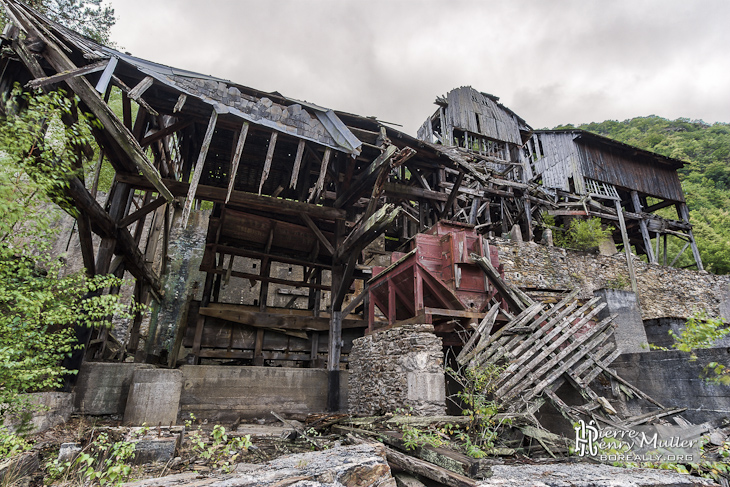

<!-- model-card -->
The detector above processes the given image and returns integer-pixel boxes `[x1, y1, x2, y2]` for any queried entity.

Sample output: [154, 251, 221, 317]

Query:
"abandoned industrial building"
[1, 1, 729, 480]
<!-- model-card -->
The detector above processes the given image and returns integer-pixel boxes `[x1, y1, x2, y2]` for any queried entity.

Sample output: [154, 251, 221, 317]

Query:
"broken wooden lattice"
[460, 254, 685, 430]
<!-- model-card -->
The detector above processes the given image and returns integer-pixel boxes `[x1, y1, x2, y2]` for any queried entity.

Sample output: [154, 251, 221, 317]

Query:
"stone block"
[124, 369, 182, 426]
[58, 443, 81, 463]
[74, 362, 153, 415]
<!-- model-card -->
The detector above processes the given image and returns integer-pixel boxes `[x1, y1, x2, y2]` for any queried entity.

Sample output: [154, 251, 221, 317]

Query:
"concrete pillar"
[124, 369, 182, 426]
[594, 288, 649, 354]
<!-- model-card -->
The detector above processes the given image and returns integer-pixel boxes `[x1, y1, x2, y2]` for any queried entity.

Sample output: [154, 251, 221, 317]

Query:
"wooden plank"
[300, 212, 335, 256]
[116, 173, 346, 220]
[423, 307, 486, 320]
[226, 122, 249, 203]
[212, 244, 332, 270]
[118, 196, 166, 227]
[385, 446, 477, 487]
[456, 303, 500, 365]
[471, 254, 532, 312]
[289, 139, 306, 189]
[181, 109, 218, 226]
[384, 182, 449, 202]
[173, 93, 187, 113]
[127, 75, 154, 100]
[258, 131, 278, 195]
[110, 75, 158, 117]
[94, 56, 117, 93]
[202, 265, 331, 290]
[26, 58, 108, 88]
[308, 147, 331, 203]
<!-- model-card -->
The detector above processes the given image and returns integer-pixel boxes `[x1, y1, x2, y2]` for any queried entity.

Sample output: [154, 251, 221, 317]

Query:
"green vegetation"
[0, 87, 137, 424]
[542, 214, 614, 251]
[46, 432, 136, 486]
[1, 0, 115, 44]
[556, 116, 730, 274]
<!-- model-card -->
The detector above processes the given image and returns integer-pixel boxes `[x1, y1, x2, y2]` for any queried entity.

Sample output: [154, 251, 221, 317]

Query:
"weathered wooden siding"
[445, 87, 523, 146]
[576, 143, 684, 202]
[528, 132, 585, 193]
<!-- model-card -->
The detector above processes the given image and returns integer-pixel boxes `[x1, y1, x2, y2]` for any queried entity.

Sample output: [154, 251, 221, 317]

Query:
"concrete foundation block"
[594, 288, 648, 353]
[6, 392, 74, 433]
[75, 362, 154, 415]
[124, 369, 182, 426]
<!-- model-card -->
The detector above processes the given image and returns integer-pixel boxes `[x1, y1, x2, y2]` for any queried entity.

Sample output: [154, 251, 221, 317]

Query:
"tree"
[2, 0, 115, 44]
[0, 86, 135, 420]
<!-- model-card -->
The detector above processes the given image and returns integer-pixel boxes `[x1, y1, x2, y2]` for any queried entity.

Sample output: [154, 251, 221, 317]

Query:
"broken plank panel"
[181, 109, 218, 226]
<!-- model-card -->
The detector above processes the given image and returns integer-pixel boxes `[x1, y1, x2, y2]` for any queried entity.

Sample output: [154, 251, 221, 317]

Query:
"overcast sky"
[110, 0, 730, 135]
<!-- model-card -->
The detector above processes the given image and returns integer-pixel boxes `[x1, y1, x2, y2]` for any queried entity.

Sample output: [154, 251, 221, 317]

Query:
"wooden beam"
[334, 144, 397, 208]
[226, 122, 249, 203]
[202, 265, 331, 290]
[308, 147, 331, 203]
[289, 139, 306, 189]
[181, 109, 218, 226]
[118, 196, 166, 227]
[615, 200, 638, 293]
[300, 212, 335, 256]
[173, 93, 187, 113]
[116, 173, 346, 220]
[258, 131, 278, 195]
[440, 171, 465, 219]
[25, 58, 108, 89]
[94, 55, 117, 94]
[66, 177, 160, 293]
[677, 203, 704, 271]
[127, 76, 154, 100]
[631, 191, 656, 263]
[139, 118, 192, 148]
[4, 5, 173, 202]
[335, 204, 400, 261]
[198, 304, 366, 331]
[212, 244, 332, 269]
[385, 447, 477, 487]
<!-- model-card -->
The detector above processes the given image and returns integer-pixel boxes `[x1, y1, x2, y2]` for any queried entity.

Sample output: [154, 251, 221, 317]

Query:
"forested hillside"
[555, 116, 730, 274]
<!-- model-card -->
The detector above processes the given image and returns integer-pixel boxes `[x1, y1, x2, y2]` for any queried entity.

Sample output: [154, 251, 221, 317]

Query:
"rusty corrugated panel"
[576, 143, 685, 202]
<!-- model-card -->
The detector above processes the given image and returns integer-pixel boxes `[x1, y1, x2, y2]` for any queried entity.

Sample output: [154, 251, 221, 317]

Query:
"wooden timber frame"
[0, 4, 705, 410]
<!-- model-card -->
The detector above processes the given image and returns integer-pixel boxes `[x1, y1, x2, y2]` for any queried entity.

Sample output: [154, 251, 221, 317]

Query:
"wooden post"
[631, 191, 655, 263]
[258, 131, 278, 195]
[614, 200, 638, 293]
[226, 122, 249, 203]
[192, 272, 215, 364]
[181, 109, 217, 226]
[677, 203, 704, 271]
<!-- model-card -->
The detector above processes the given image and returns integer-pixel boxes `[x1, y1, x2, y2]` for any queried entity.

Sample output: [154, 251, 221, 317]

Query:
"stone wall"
[492, 239, 730, 321]
[348, 324, 445, 416]
[601, 348, 730, 425]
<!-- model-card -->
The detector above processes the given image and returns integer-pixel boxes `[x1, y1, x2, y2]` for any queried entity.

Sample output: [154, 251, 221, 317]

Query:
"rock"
[476, 463, 717, 486]
[58, 442, 81, 463]
[394, 472, 427, 487]
[121, 443, 395, 487]
[0, 452, 39, 483]
[709, 429, 727, 446]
